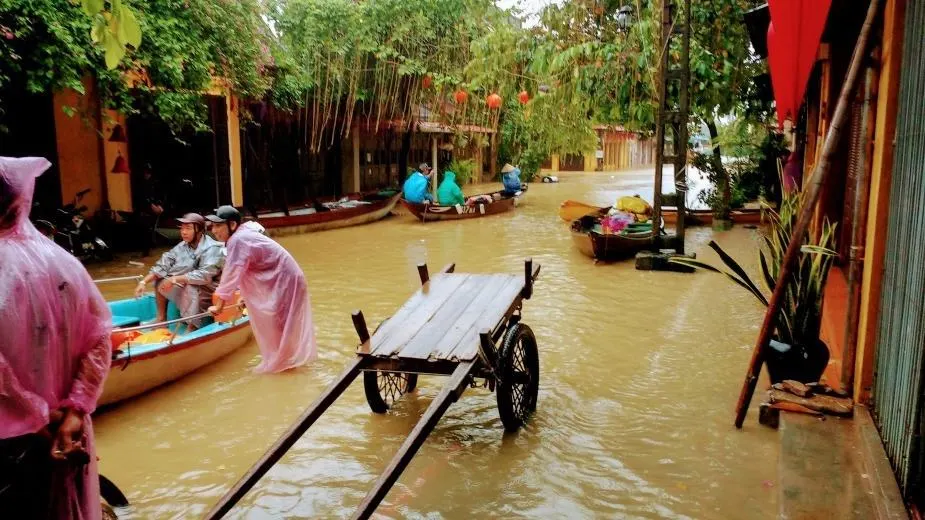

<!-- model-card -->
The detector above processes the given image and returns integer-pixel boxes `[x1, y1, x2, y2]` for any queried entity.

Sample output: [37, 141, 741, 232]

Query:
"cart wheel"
[496, 323, 539, 432]
[364, 371, 418, 413]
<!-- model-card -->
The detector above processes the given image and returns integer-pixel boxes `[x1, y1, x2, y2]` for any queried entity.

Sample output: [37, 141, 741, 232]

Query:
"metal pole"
[734, 0, 882, 428]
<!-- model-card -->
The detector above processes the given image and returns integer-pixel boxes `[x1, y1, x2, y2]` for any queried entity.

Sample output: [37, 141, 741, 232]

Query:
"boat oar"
[94, 275, 144, 285]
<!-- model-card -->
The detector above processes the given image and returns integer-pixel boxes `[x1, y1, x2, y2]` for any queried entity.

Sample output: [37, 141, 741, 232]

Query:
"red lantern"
[111, 152, 130, 174]
[486, 93, 502, 109]
[518, 90, 529, 105]
[454, 90, 468, 104]
[422, 75, 432, 89]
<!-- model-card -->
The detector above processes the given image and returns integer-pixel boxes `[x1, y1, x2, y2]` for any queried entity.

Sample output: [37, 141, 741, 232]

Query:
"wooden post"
[352, 129, 361, 194]
[734, 0, 882, 429]
[352, 310, 370, 344]
[352, 361, 476, 519]
[431, 136, 438, 200]
[417, 263, 429, 285]
[522, 258, 533, 299]
[205, 358, 365, 519]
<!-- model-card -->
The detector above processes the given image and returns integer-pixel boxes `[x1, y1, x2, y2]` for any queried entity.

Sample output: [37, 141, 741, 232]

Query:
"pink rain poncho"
[215, 225, 317, 372]
[0, 157, 112, 519]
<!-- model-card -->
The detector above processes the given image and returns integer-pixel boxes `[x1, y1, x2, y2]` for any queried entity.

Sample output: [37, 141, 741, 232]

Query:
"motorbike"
[32, 188, 113, 263]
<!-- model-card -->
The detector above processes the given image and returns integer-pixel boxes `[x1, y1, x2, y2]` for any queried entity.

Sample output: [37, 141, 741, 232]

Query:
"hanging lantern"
[422, 75, 433, 89]
[108, 124, 126, 142]
[454, 90, 468, 104]
[111, 152, 130, 174]
[518, 91, 530, 105]
[486, 93, 502, 109]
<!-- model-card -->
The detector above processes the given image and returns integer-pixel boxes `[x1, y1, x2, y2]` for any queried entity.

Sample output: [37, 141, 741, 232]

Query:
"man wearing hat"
[207, 206, 317, 373]
[402, 163, 435, 204]
[134, 212, 225, 330]
[500, 163, 523, 196]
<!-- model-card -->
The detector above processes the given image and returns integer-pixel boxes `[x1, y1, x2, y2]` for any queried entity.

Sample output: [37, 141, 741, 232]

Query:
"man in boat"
[436, 170, 466, 206]
[134, 212, 224, 330]
[0, 156, 112, 519]
[402, 163, 435, 203]
[500, 163, 523, 196]
[206, 206, 317, 373]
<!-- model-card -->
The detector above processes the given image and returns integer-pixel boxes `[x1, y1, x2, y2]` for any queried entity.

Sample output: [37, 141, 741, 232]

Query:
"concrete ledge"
[779, 406, 907, 519]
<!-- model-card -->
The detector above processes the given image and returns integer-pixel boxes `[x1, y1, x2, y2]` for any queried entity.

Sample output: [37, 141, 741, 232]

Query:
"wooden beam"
[352, 361, 476, 519]
[522, 258, 534, 300]
[734, 0, 882, 428]
[417, 263, 430, 285]
[352, 310, 370, 343]
[205, 358, 365, 519]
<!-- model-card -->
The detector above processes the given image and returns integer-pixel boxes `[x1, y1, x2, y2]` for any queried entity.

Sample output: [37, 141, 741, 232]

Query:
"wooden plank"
[205, 357, 365, 519]
[445, 275, 525, 361]
[369, 274, 470, 357]
[396, 275, 497, 360]
[420, 275, 515, 361]
[352, 361, 476, 520]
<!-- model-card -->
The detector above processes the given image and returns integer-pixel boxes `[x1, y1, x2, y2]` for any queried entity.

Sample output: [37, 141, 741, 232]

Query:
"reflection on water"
[92, 168, 778, 519]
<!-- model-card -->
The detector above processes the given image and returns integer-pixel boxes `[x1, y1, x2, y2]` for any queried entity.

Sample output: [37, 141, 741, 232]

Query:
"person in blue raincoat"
[436, 171, 466, 206]
[500, 163, 522, 196]
[402, 163, 435, 203]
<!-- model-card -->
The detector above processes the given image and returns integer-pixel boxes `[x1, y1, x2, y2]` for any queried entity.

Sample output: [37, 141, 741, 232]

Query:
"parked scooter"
[33, 189, 112, 262]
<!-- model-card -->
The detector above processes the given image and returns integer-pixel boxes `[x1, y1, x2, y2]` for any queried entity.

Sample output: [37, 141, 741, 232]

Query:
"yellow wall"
[53, 79, 105, 215]
[101, 109, 133, 212]
[855, 0, 906, 403]
[227, 95, 243, 206]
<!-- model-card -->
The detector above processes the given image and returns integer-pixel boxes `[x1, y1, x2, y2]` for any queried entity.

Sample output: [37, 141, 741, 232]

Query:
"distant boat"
[400, 186, 527, 222]
[569, 208, 660, 261]
[99, 294, 252, 407]
[558, 199, 764, 225]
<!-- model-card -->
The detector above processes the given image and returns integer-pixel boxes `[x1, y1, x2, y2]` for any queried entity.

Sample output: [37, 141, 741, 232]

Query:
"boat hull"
[99, 320, 252, 407]
[401, 187, 526, 222]
[259, 193, 401, 237]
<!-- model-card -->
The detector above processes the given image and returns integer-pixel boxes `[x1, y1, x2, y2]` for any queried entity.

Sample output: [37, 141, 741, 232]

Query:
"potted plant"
[671, 184, 837, 384]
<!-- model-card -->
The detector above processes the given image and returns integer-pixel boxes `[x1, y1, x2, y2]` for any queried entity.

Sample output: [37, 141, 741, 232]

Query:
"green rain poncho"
[437, 171, 465, 206]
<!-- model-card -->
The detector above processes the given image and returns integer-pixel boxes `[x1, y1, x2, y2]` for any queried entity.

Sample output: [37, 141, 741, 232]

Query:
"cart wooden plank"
[399, 274, 513, 360]
[367, 274, 470, 357]
[398, 274, 505, 359]
[444, 275, 527, 361]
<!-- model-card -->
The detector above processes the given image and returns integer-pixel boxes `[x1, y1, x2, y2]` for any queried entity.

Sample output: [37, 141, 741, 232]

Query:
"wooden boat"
[156, 191, 401, 239]
[558, 199, 764, 226]
[401, 186, 527, 222]
[570, 209, 661, 261]
[98, 294, 252, 407]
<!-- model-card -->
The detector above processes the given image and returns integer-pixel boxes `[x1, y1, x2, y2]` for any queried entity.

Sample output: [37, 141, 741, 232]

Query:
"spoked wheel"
[496, 323, 540, 432]
[364, 371, 418, 413]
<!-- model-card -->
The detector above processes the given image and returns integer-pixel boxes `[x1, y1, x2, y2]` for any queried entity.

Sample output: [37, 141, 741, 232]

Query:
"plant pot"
[766, 338, 830, 384]
[712, 218, 733, 231]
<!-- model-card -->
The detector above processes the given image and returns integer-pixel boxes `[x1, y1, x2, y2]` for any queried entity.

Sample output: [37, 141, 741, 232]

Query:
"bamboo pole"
[734, 0, 882, 429]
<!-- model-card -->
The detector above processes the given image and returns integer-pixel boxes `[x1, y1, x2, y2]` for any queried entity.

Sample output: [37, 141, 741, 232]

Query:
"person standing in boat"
[402, 163, 435, 203]
[134, 213, 224, 330]
[0, 156, 112, 519]
[500, 163, 523, 196]
[206, 206, 317, 373]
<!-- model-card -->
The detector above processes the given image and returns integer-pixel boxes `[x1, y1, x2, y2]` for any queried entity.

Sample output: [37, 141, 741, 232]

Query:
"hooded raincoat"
[437, 171, 465, 206]
[502, 167, 522, 195]
[0, 157, 112, 520]
[214, 226, 317, 372]
[402, 171, 434, 203]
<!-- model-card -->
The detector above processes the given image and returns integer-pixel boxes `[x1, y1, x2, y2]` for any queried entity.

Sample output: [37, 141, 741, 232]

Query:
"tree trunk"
[706, 118, 730, 219]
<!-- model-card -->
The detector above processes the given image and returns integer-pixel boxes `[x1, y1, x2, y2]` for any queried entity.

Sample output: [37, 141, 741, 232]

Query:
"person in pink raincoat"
[0, 157, 112, 519]
[206, 206, 317, 372]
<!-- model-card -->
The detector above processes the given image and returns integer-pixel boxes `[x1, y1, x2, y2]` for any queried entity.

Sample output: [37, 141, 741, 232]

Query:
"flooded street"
[91, 169, 779, 519]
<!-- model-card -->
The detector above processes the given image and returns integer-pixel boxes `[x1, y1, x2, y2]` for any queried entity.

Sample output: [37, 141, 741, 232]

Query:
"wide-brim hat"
[501, 163, 516, 173]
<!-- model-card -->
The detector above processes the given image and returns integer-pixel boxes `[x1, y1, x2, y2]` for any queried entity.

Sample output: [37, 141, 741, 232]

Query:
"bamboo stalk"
[734, 0, 882, 428]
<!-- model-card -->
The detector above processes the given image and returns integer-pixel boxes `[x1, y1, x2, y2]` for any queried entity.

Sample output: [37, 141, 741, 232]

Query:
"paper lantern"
[111, 152, 130, 174]
[108, 124, 126, 142]
[422, 75, 433, 89]
[518, 91, 530, 105]
[486, 93, 502, 109]
[454, 90, 468, 104]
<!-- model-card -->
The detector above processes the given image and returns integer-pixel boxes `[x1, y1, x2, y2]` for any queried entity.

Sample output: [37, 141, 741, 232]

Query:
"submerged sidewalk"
[779, 406, 908, 519]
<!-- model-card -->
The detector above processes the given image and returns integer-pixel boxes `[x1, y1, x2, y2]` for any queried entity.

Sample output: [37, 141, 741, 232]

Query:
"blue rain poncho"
[502, 167, 522, 195]
[437, 171, 465, 206]
[402, 171, 434, 203]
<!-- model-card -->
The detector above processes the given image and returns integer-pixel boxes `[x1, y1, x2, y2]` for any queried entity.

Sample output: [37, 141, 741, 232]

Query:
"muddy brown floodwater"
[90, 169, 779, 519]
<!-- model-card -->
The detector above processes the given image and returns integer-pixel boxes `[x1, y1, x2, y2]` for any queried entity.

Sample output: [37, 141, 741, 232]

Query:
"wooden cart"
[206, 259, 542, 520]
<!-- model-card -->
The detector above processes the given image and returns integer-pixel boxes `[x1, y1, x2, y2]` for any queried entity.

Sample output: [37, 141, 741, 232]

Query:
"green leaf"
[118, 7, 142, 48]
[90, 18, 107, 44]
[103, 34, 126, 70]
[82, 0, 104, 16]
